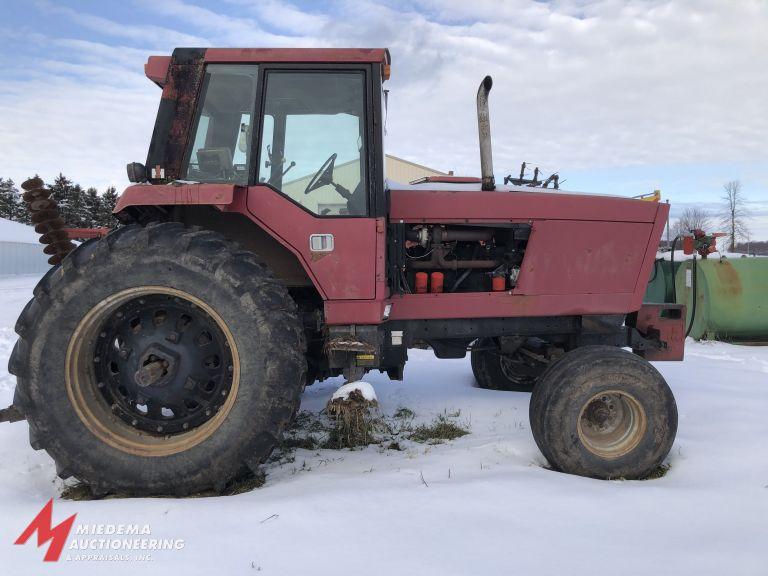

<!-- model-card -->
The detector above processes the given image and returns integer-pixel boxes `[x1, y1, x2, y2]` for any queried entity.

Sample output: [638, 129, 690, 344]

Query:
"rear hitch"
[0, 405, 25, 423]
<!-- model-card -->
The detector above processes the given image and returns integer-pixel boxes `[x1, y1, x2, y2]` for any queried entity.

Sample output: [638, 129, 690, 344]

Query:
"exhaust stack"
[476, 75, 495, 191]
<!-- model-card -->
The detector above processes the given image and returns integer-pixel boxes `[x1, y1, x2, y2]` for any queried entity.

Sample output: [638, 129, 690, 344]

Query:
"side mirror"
[127, 162, 147, 183]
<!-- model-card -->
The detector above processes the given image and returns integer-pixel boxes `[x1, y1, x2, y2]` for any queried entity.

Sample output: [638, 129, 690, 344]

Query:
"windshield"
[183, 64, 259, 184]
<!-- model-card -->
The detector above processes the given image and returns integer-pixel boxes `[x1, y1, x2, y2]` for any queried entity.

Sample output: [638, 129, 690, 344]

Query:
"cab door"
[245, 66, 385, 300]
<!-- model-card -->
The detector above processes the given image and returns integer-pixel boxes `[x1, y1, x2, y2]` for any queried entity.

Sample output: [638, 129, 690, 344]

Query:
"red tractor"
[4, 48, 683, 495]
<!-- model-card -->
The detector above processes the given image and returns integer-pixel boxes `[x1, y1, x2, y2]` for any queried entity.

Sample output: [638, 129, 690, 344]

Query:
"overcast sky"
[1, 0, 766, 238]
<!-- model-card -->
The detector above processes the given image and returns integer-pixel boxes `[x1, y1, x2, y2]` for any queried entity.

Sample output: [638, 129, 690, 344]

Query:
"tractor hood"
[387, 183, 662, 223]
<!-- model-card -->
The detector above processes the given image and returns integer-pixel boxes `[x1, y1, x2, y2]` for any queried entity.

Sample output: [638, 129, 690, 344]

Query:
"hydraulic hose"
[649, 258, 661, 284]
[685, 255, 698, 338]
[669, 233, 697, 338]
[670, 235, 680, 304]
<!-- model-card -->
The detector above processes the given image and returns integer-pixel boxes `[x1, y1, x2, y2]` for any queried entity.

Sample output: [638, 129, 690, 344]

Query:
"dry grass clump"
[409, 414, 470, 444]
[639, 463, 671, 480]
[325, 389, 380, 449]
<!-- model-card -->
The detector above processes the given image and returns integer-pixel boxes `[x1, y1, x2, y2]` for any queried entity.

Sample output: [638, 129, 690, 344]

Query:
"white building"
[282, 154, 448, 214]
[0, 218, 50, 276]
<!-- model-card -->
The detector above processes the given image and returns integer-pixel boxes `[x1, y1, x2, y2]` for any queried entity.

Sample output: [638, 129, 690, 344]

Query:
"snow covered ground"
[0, 273, 767, 575]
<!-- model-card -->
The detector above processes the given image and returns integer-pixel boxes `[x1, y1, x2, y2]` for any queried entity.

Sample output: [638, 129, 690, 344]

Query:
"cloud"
[331, 0, 768, 176]
[35, 0, 211, 47]
[223, 0, 330, 35]
[0, 0, 765, 234]
[0, 73, 157, 192]
[131, 0, 313, 46]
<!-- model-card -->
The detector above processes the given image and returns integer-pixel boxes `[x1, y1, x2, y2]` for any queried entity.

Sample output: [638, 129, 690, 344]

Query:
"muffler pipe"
[476, 75, 495, 191]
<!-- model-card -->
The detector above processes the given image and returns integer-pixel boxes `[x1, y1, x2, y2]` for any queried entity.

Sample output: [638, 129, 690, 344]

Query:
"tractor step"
[0, 405, 25, 423]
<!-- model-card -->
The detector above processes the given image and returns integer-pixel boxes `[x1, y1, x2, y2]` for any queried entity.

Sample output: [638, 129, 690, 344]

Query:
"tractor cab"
[137, 48, 389, 218]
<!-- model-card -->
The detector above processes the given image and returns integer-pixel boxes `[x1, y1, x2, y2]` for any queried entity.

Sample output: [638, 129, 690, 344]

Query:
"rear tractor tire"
[529, 346, 677, 480]
[9, 223, 307, 496]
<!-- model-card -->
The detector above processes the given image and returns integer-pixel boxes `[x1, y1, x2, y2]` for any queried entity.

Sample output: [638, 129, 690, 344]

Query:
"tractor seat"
[196, 148, 234, 179]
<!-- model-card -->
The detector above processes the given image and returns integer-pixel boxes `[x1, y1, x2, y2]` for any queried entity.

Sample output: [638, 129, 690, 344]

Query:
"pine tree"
[14, 191, 30, 224]
[0, 177, 30, 223]
[69, 184, 89, 228]
[48, 173, 74, 225]
[0, 177, 20, 220]
[98, 186, 119, 227]
[46, 174, 93, 227]
[9, 174, 119, 229]
[84, 187, 102, 227]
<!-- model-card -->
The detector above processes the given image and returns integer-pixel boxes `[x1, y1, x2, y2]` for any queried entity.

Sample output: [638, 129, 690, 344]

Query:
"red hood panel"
[388, 188, 659, 223]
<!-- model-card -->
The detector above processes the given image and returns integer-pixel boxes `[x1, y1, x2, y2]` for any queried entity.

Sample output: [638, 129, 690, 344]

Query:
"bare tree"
[671, 206, 712, 238]
[720, 180, 750, 252]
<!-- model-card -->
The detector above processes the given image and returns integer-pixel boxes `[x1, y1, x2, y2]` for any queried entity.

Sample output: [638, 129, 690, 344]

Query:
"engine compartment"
[389, 223, 531, 294]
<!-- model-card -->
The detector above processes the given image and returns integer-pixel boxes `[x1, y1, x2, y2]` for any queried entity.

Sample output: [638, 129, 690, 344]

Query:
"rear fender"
[114, 183, 318, 291]
[114, 184, 384, 304]
[114, 183, 235, 213]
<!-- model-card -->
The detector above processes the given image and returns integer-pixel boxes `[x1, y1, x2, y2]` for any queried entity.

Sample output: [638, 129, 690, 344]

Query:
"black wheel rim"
[93, 294, 234, 436]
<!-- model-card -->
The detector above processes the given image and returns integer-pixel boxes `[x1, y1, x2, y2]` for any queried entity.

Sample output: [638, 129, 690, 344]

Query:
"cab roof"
[145, 48, 391, 87]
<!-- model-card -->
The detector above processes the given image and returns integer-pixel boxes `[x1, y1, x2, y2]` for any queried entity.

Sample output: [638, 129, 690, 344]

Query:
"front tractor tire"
[529, 346, 677, 480]
[9, 223, 306, 496]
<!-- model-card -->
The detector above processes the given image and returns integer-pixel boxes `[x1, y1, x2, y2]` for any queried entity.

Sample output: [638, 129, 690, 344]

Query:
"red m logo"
[15, 499, 77, 562]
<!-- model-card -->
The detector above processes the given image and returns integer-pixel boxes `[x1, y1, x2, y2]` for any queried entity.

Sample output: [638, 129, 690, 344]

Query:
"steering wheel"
[304, 153, 338, 195]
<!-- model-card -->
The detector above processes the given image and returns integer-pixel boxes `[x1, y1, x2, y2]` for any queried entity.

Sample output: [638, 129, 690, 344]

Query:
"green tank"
[644, 259, 681, 304]
[674, 257, 768, 341]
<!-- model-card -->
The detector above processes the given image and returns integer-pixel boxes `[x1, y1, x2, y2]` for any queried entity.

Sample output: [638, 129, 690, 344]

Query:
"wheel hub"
[134, 345, 178, 388]
[577, 390, 647, 459]
[93, 293, 234, 435]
